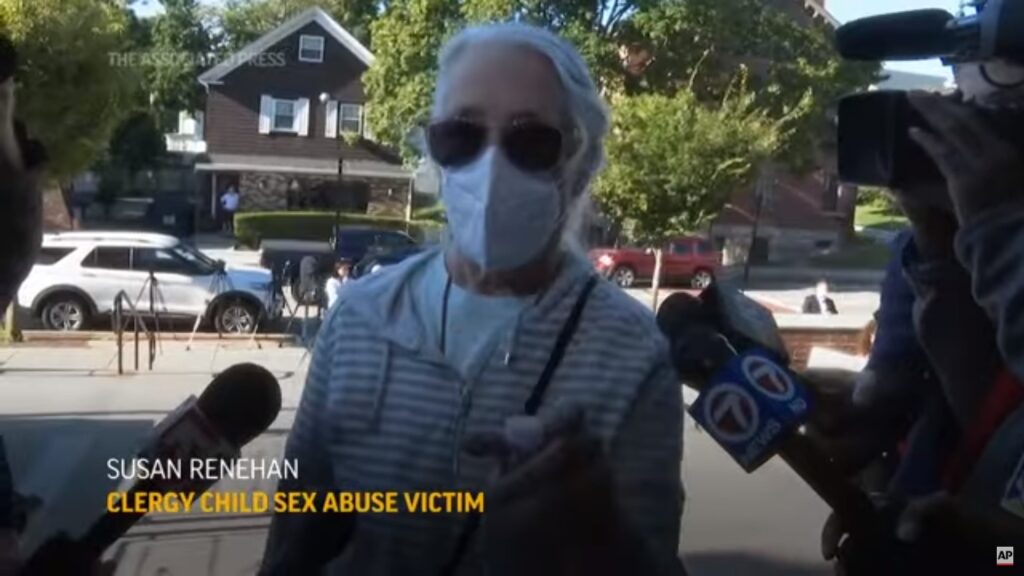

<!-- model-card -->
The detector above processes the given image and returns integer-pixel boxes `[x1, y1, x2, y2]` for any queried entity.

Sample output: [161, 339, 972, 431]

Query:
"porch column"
[210, 172, 218, 220]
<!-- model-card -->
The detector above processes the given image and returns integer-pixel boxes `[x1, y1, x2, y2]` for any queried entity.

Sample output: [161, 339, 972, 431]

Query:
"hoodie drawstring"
[372, 342, 391, 428]
[504, 311, 523, 366]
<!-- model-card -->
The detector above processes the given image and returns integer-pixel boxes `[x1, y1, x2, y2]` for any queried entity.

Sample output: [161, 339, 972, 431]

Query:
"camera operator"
[816, 55, 1024, 571]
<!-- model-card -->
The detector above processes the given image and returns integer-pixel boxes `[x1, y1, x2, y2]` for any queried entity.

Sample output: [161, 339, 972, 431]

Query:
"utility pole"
[743, 164, 774, 288]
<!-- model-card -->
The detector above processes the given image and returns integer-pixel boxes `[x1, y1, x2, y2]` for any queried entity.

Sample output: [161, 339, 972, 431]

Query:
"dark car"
[103, 196, 196, 238]
[259, 227, 422, 293]
[333, 228, 418, 263]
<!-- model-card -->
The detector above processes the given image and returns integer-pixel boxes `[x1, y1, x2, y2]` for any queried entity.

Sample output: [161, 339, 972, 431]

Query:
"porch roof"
[194, 154, 411, 180]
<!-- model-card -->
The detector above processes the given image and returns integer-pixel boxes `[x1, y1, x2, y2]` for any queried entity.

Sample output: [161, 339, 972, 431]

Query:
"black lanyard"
[438, 274, 599, 575]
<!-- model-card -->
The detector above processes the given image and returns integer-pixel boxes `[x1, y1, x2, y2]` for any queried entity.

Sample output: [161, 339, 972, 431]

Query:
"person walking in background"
[803, 279, 839, 315]
[324, 259, 352, 310]
[219, 184, 239, 233]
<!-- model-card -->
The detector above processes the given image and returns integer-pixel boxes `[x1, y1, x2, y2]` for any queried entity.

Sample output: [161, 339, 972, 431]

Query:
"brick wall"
[780, 327, 864, 370]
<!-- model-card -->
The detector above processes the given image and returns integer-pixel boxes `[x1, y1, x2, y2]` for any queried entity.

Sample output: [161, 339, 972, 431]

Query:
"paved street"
[0, 338, 838, 575]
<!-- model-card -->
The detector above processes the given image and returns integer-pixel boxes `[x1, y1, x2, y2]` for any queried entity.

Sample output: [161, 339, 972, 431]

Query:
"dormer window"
[299, 35, 325, 63]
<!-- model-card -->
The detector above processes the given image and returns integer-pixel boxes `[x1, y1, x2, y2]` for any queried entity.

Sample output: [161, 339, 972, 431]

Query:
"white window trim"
[338, 103, 364, 136]
[298, 35, 325, 63]
[271, 98, 299, 133]
[325, 100, 339, 138]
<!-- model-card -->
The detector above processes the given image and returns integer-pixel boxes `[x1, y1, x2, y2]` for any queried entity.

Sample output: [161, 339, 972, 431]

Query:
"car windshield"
[171, 243, 218, 274]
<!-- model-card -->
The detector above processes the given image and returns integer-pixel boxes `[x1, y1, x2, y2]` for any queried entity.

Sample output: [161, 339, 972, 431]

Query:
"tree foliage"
[147, 0, 211, 123]
[108, 110, 166, 176]
[364, 0, 876, 169]
[363, 0, 460, 159]
[218, 0, 380, 51]
[627, 0, 877, 170]
[594, 81, 787, 246]
[0, 0, 136, 180]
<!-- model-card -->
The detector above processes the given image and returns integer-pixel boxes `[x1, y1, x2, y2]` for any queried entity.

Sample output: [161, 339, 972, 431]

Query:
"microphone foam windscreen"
[656, 292, 713, 343]
[198, 363, 282, 448]
[836, 9, 956, 61]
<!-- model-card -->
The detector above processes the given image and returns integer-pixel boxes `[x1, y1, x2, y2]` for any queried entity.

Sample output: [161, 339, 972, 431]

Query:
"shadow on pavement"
[685, 551, 832, 576]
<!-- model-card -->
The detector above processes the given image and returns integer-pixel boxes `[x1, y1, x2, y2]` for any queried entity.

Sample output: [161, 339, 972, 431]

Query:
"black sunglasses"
[426, 118, 564, 173]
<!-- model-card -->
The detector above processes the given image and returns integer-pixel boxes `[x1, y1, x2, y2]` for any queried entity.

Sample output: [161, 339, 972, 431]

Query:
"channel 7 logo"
[998, 546, 1014, 566]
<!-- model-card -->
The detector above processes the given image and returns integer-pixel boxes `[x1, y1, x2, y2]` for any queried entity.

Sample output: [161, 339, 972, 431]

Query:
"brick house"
[168, 7, 411, 228]
[707, 0, 853, 265]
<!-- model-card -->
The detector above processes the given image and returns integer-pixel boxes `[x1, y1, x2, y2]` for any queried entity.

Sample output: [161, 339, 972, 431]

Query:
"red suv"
[589, 236, 721, 289]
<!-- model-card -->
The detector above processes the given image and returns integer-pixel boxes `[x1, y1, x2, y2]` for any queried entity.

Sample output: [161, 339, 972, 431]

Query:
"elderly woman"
[261, 23, 685, 575]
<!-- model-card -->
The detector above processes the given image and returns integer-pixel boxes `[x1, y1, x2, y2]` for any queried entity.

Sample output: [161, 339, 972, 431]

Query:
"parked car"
[333, 228, 418, 262]
[258, 227, 421, 288]
[352, 244, 426, 278]
[589, 236, 721, 289]
[18, 232, 280, 333]
[101, 196, 196, 238]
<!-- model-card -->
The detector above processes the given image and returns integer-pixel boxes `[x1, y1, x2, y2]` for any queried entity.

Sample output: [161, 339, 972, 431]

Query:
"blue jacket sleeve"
[955, 204, 1024, 385]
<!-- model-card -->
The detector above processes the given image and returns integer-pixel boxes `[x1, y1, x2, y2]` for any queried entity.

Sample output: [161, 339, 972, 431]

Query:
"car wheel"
[691, 268, 714, 290]
[610, 266, 636, 288]
[215, 299, 259, 334]
[41, 295, 90, 331]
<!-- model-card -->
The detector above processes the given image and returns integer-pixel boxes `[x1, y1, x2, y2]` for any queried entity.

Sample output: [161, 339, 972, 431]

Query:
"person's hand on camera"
[908, 92, 1024, 226]
[464, 406, 632, 576]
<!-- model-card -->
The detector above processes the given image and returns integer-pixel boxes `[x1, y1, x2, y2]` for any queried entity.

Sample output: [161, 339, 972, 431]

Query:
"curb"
[19, 331, 299, 343]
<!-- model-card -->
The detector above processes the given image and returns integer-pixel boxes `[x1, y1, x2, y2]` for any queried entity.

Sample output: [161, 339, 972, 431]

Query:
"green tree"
[148, 0, 212, 126]
[627, 0, 878, 171]
[219, 0, 380, 51]
[0, 0, 136, 181]
[594, 82, 787, 307]
[363, 0, 461, 159]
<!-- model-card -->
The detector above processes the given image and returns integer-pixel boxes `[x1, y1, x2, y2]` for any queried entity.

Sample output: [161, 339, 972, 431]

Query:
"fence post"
[115, 296, 123, 375]
[134, 311, 140, 372]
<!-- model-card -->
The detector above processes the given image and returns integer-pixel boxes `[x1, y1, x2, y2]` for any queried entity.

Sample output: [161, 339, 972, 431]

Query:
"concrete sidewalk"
[0, 340, 310, 572]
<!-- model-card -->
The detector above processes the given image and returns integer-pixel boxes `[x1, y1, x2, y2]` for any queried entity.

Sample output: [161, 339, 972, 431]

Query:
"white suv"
[17, 232, 280, 333]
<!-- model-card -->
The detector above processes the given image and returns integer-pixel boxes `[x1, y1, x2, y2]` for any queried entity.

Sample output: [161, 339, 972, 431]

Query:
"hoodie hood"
[341, 246, 597, 355]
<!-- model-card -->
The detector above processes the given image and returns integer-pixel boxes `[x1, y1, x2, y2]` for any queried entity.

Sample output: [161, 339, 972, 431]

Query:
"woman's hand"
[464, 407, 632, 576]
[908, 92, 1024, 225]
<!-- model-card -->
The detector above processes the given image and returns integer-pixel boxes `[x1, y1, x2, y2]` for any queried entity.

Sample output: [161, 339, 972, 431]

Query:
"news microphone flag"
[689, 349, 812, 472]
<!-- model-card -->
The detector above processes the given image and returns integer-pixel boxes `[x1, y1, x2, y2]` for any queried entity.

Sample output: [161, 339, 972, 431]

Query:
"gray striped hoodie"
[262, 249, 684, 575]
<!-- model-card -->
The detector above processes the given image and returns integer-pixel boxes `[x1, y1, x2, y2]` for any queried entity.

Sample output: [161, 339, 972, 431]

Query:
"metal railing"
[112, 290, 157, 375]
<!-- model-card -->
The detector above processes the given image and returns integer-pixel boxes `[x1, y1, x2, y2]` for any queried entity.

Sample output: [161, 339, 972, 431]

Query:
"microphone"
[657, 292, 880, 538]
[836, 3, 1024, 64]
[20, 363, 281, 574]
[835, 9, 956, 61]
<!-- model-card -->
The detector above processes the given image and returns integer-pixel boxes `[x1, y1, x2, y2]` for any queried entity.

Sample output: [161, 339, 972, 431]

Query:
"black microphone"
[835, 9, 957, 61]
[20, 363, 281, 574]
[657, 293, 880, 539]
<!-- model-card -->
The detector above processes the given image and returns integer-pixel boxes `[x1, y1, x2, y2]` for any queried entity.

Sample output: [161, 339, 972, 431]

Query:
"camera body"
[835, 0, 1024, 188]
[838, 90, 1024, 188]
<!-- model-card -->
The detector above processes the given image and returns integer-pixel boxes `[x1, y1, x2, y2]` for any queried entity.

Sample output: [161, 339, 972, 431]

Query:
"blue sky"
[132, 0, 959, 79]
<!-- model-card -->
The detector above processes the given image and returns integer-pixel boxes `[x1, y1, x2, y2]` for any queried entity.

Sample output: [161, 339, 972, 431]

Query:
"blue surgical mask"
[441, 147, 563, 271]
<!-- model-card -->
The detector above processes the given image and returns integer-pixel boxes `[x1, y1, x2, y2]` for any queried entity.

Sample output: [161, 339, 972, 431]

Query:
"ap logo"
[997, 546, 1014, 566]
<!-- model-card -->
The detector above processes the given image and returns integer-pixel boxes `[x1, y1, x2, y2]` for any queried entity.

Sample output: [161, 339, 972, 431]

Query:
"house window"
[339, 104, 363, 135]
[273, 99, 297, 133]
[299, 35, 325, 63]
